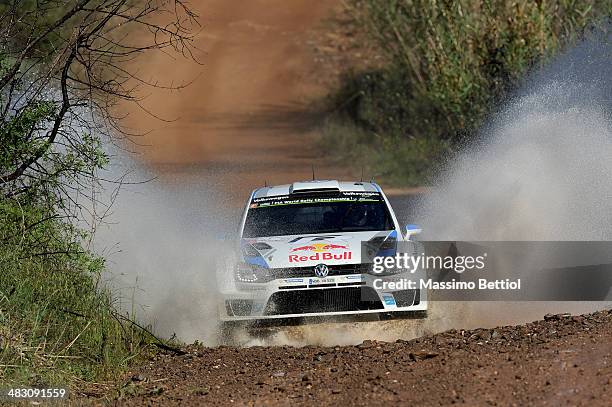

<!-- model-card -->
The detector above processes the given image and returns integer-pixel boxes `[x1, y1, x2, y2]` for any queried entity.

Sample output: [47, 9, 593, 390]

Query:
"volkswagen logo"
[313, 263, 329, 277]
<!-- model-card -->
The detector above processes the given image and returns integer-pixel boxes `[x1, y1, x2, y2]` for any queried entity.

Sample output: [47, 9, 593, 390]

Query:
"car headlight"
[366, 233, 401, 276]
[234, 262, 271, 283]
[365, 233, 397, 257]
[242, 244, 260, 257]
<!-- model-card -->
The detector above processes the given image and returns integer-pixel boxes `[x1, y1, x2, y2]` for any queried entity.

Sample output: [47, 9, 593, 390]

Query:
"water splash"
[421, 32, 612, 241]
[417, 30, 612, 327]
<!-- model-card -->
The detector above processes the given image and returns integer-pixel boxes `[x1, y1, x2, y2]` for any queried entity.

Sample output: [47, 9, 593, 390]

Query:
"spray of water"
[417, 30, 612, 327]
[421, 35, 611, 241]
[93, 156, 235, 345]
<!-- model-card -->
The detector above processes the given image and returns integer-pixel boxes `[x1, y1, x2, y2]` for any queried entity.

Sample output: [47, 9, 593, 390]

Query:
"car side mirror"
[405, 224, 422, 240]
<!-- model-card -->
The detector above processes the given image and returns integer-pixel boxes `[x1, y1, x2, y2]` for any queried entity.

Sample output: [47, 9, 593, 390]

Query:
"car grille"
[264, 287, 383, 315]
[269, 263, 371, 279]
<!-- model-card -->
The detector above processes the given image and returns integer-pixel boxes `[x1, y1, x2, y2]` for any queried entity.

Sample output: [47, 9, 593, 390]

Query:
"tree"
[0, 0, 198, 237]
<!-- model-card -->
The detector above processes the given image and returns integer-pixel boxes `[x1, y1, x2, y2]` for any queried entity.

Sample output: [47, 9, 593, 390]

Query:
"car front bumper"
[218, 272, 428, 321]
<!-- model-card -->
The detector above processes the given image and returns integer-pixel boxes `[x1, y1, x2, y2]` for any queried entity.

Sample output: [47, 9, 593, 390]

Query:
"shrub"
[0, 197, 152, 386]
[324, 0, 610, 185]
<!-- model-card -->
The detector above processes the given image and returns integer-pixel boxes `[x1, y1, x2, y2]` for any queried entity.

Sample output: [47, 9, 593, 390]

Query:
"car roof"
[252, 180, 380, 199]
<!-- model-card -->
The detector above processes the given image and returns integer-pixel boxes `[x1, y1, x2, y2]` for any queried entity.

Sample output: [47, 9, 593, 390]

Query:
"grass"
[0, 255, 150, 388]
[322, 0, 611, 186]
[0, 200, 155, 389]
[321, 118, 450, 186]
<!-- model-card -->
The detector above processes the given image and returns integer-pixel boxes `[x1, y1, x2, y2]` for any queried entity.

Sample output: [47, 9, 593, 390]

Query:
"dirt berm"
[99, 310, 612, 406]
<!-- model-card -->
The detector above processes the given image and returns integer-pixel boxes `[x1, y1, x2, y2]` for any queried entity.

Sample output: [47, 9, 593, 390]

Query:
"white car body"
[217, 180, 427, 321]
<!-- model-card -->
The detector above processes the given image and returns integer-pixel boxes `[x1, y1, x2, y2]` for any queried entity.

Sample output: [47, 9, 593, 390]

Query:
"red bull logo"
[291, 243, 349, 253]
[289, 242, 351, 263]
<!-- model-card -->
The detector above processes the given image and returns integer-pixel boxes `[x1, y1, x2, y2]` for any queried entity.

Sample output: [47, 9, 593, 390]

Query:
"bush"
[324, 0, 611, 185]
[0, 55, 147, 387]
[0, 0, 198, 389]
[0, 197, 152, 386]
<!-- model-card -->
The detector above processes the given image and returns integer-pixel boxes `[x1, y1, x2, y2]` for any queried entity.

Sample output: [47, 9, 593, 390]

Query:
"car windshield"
[242, 192, 394, 238]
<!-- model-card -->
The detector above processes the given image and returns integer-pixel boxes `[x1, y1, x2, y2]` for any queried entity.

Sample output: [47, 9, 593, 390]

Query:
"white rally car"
[217, 180, 427, 321]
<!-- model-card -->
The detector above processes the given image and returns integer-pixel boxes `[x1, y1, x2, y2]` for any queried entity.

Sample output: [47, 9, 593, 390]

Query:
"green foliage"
[0, 101, 57, 174]
[0, 129, 149, 386]
[0, 0, 198, 390]
[325, 0, 611, 185]
[0, 197, 153, 386]
[0, 45, 144, 387]
[358, 0, 610, 135]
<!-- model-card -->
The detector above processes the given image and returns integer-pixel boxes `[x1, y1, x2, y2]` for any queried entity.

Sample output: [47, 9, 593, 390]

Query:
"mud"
[97, 310, 612, 406]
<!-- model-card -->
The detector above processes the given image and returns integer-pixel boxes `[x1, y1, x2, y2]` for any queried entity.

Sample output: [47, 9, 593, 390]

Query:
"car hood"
[241, 230, 396, 269]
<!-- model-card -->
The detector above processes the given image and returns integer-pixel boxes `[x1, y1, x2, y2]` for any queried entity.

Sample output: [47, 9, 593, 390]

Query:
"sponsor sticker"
[308, 277, 336, 285]
[291, 243, 349, 253]
[289, 251, 353, 263]
[382, 294, 396, 306]
[251, 191, 382, 207]
[288, 239, 353, 263]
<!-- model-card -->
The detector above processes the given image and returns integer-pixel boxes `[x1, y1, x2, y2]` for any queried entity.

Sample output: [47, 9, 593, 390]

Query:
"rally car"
[216, 180, 427, 322]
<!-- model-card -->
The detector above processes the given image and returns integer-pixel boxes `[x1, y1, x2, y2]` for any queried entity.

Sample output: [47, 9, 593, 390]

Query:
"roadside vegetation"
[324, 0, 611, 185]
[0, 0, 197, 388]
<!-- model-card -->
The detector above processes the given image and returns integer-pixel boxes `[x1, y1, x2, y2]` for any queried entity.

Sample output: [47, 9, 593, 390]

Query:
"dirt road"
[107, 4, 612, 406]
[106, 310, 611, 406]
[123, 0, 351, 196]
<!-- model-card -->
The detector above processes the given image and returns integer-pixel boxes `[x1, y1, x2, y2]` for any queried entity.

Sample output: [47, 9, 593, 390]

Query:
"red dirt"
[96, 310, 612, 406]
[121, 0, 353, 196]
